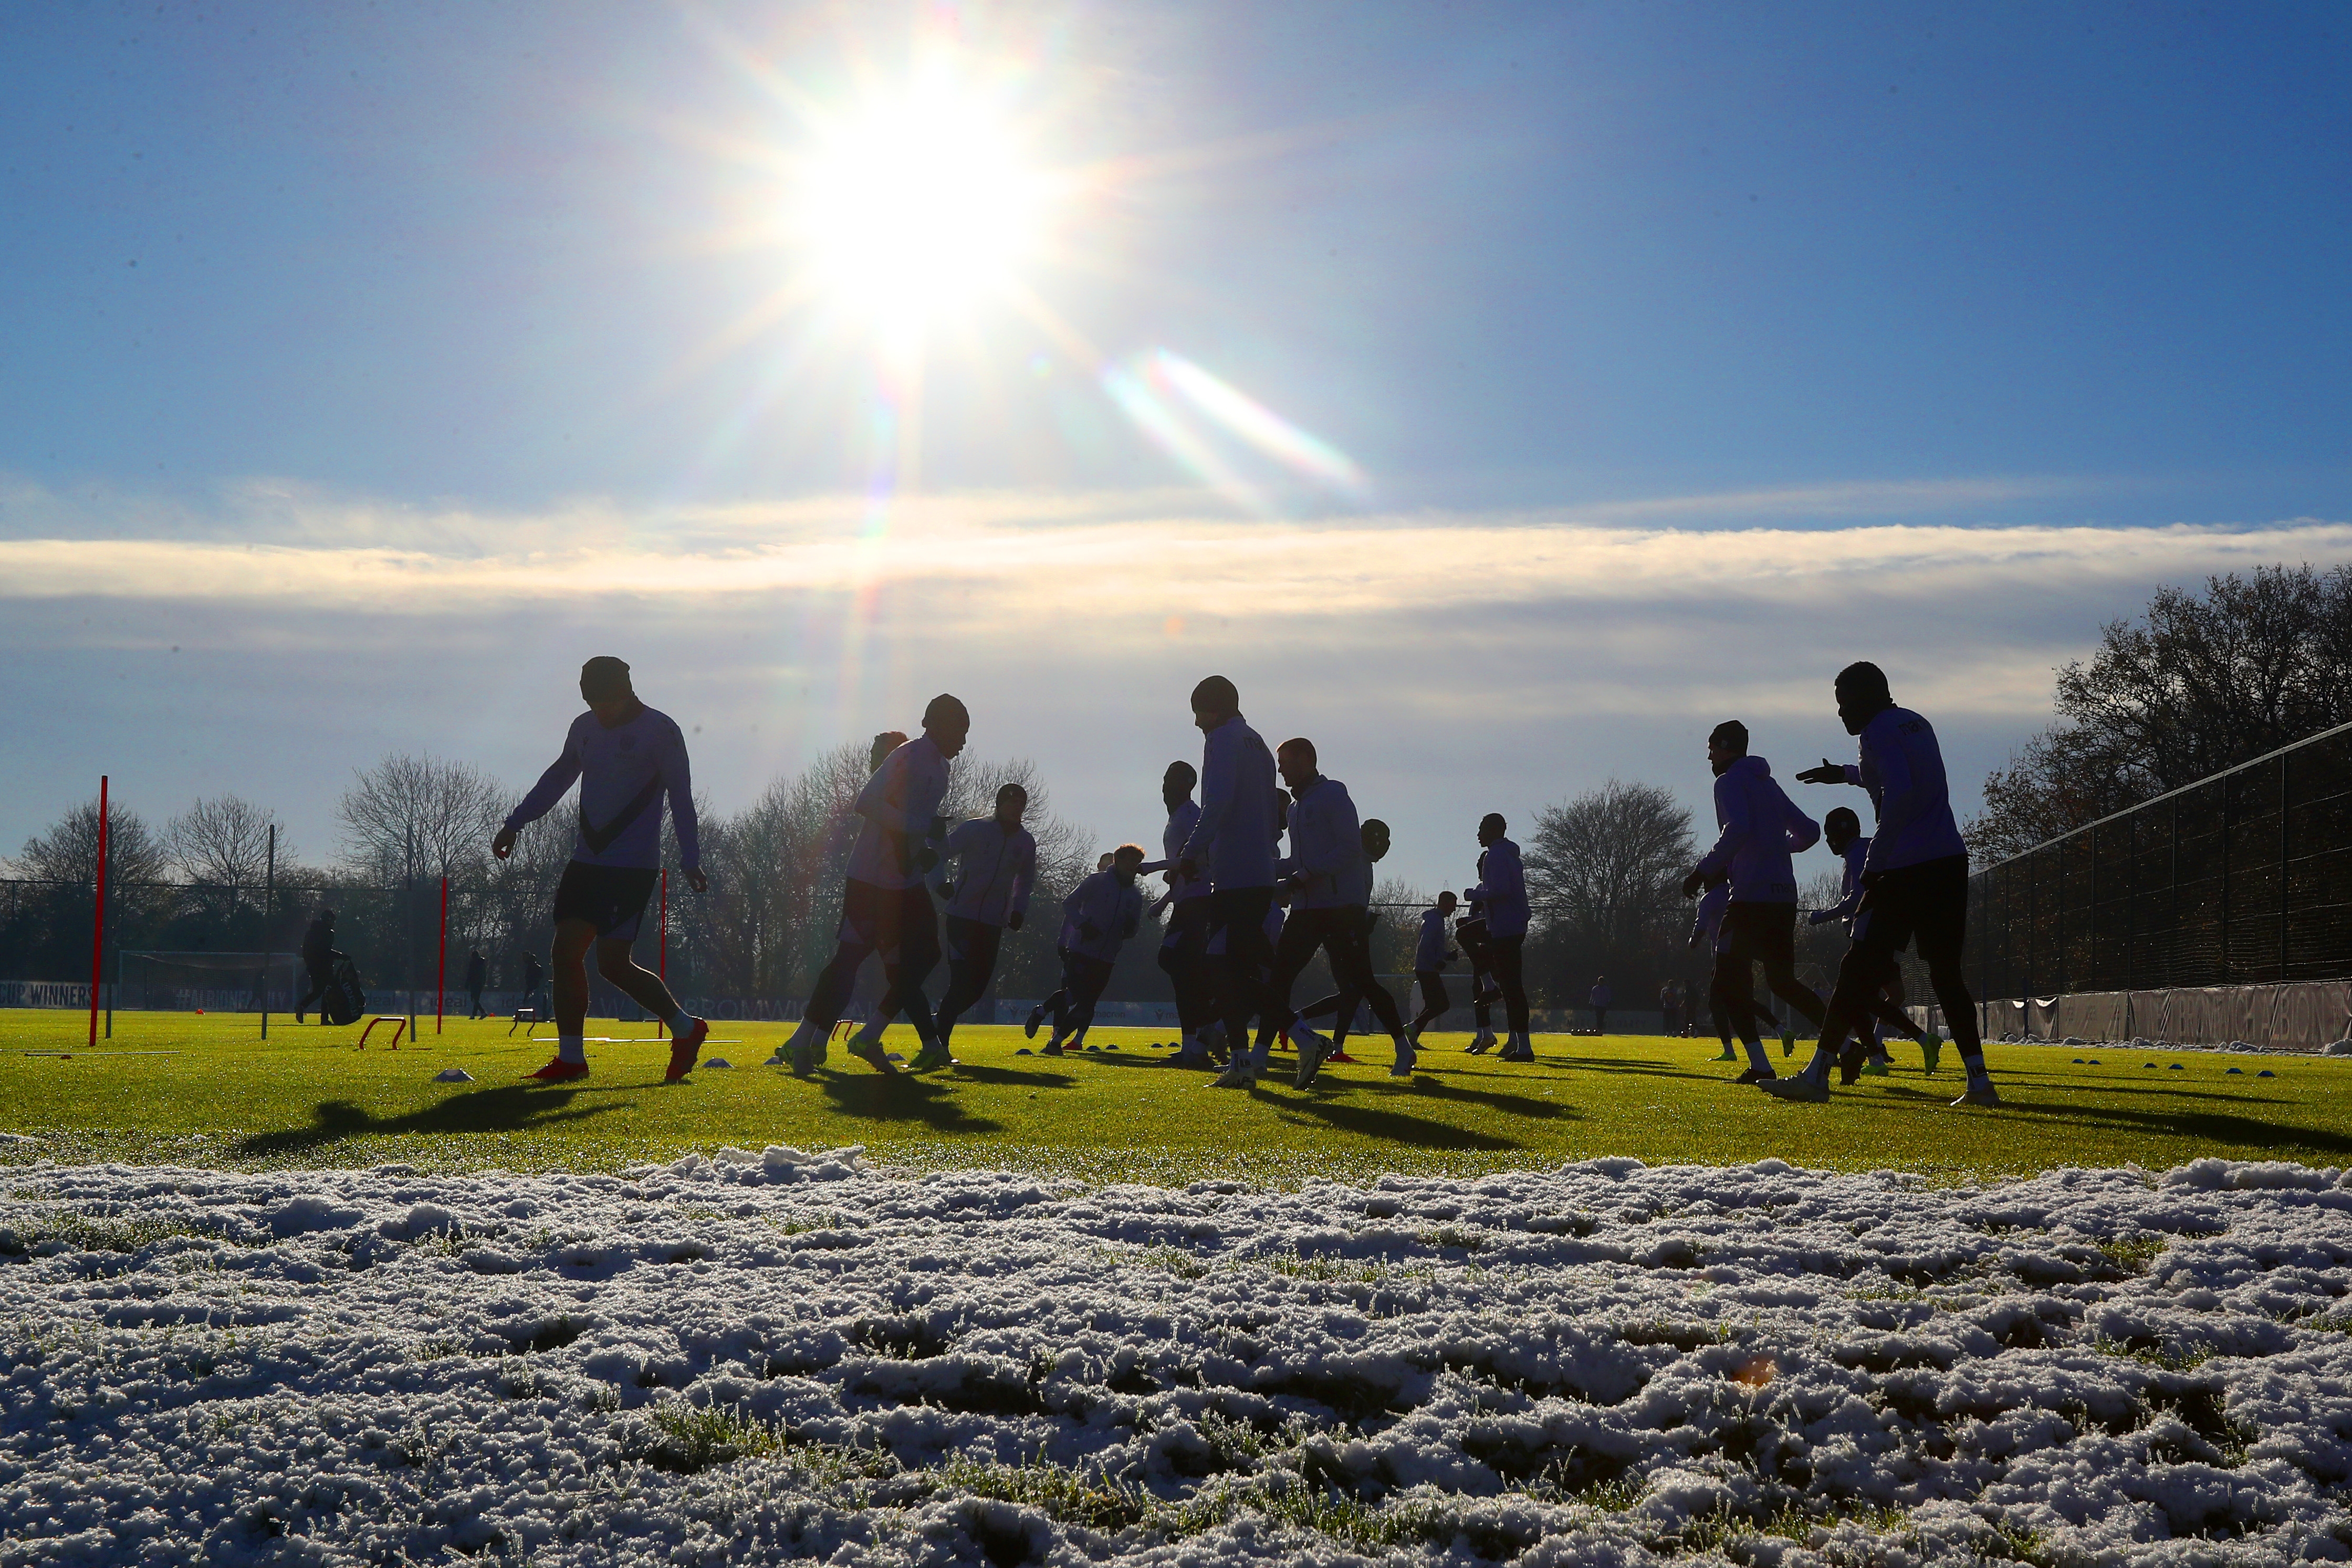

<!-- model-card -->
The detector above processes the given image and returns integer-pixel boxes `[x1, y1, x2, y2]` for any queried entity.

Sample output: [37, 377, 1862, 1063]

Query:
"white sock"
[558, 1035, 586, 1065]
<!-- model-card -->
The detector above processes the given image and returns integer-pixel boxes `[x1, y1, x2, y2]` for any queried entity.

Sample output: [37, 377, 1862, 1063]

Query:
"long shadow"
[1249, 1083, 1528, 1151]
[1873, 1084, 2352, 1156]
[1542, 1052, 1733, 1082]
[949, 1064, 1077, 1089]
[1343, 1073, 1571, 1120]
[813, 1068, 1004, 1134]
[234, 1085, 614, 1160]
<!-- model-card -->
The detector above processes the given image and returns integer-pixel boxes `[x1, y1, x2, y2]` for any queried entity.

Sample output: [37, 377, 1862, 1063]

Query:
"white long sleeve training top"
[1695, 755, 1820, 904]
[1414, 908, 1458, 971]
[1180, 716, 1280, 891]
[845, 736, 950, 891]
[1471, 838, 1529, 938]
[929, 818, 1037, 928]
[1279, 776, 1371, 910]
[1061, 870, 1144, 963]
[1842, 707, 1968, 877]
[505, 706, 701, 872]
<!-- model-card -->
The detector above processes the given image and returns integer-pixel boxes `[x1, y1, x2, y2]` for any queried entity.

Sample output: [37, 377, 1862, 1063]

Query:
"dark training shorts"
[552, 861, 659, 942]
[1852, 854, 1969, 966]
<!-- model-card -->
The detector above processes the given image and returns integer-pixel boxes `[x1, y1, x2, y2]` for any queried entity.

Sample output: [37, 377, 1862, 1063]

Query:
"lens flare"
[1102, 347, 1367, 510]
[1146, 349, 1367, 496]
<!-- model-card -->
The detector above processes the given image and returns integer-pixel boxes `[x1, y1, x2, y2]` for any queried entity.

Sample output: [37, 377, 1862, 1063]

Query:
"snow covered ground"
[5, 1152, 2352, 1567]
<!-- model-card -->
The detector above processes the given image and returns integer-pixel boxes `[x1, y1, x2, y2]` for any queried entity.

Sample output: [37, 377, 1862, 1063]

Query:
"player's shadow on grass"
[1560, 1052, 1744, 1083]
[1255, 1084, 1526, 1151]
[1877, 1085, 2352, 1156]
[1370, 1074, 1573, 1121]
[232, 1086, 613, 1160]
[814, 1069, 1004, 1133]
[950, 1064, 1075, 1089]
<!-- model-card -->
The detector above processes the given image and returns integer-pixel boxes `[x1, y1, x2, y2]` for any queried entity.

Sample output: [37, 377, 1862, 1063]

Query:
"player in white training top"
[927, 782, 1038, 1061]
[772, 694, 968, 1076]
[494, 657, 710, 1083]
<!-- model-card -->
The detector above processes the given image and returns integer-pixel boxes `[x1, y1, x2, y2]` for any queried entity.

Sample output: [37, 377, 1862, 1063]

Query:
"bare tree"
[1368, 876, 1431, 978]
[339, 754, 508, 883]
[1525, 779, 1695, 947]
[1966, 724, 2146, 862]
[168, 796, 285, 887]
[17, 797, 169, 886]
[1972, 563, 2352, 858]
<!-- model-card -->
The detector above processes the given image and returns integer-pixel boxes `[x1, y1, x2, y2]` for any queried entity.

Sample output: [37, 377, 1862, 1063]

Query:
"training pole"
[261, 824, 276, 1040]
[436, 875, 448, 1035]
[88, 776, 108, 1048]
[657, 869, 668, 1038]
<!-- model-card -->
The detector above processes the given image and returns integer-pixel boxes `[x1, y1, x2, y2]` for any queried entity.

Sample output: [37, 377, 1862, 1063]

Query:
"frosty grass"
[6, 1151, 2352, 1566]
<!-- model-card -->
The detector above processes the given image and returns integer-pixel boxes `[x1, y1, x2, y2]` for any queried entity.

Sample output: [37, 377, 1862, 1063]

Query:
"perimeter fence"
[2, 870, 1798, 1031]
[1968, 719, 2352, 1002]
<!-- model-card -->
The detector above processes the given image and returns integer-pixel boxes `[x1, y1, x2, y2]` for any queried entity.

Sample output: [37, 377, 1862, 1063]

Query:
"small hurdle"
[357, 1015, 409, 1050]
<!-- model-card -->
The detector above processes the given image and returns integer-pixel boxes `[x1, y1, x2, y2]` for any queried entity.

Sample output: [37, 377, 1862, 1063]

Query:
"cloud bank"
[2, 475, 2343, 891]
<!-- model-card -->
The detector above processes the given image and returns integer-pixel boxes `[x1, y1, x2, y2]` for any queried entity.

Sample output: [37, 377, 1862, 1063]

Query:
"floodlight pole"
[262, 824, 276, 1040]
[88, 776, 108, 1048]
[436, 875, 447, 1035]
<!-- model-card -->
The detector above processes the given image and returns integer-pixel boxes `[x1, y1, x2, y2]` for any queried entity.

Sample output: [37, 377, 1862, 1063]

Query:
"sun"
[797, 72, 1049, 341]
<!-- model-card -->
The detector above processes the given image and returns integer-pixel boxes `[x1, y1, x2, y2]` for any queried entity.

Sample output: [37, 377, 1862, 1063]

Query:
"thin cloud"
[0, 483, 2343, 630]
[7, 484, 2337, 893]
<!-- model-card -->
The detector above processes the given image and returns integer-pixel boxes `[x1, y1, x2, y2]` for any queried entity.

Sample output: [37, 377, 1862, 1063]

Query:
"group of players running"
[493, 656, 2000, 1109]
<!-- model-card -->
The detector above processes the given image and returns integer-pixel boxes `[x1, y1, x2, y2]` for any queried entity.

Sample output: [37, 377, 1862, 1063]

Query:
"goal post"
[115, 951, 306, 1020]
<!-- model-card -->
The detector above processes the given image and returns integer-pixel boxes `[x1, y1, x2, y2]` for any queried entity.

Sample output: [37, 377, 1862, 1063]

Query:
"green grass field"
[2, 1008, 2345, 1185]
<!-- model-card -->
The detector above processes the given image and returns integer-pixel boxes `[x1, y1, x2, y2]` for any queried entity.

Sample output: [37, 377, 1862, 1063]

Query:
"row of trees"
[1970, 563, 2352, 861]
[0, 746, 1102, 1000]
[7, 752, 1733, 1011]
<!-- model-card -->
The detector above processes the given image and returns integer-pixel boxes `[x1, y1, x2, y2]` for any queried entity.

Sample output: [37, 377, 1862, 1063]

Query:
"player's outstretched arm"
[498, 729, 587, 855]
[1795, 757, 1851, 785]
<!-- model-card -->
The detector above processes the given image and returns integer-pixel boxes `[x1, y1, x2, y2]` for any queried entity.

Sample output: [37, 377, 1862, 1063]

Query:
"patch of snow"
[5, 1156, 2352, 1565]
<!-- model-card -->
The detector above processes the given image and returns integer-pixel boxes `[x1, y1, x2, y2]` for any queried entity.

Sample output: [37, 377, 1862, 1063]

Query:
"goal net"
[117, 951, 305, 1013]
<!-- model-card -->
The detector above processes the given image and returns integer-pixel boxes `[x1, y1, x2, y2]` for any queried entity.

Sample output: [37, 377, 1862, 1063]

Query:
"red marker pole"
[657, 869, 668, 1039]
[436, 876, 448, 1035]
[88, 776, 108, 1048]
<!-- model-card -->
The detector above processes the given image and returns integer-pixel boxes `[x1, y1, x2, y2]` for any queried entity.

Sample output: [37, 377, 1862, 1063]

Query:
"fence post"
[2124, 812, 2136, 992]
[2023, 852, 2034, 1003]
[436, 875, 447, 1035]
[88, 776, 108, 1048]
[2086, 826, 2097, 992]
[2219, 774, 2232, 984]
[2279, 749, 2291, 982]
[262, 825, 275, 1040]
[2168, 796, 2179, 988]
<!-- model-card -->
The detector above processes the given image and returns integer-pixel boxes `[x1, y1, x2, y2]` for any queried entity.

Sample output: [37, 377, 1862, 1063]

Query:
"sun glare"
[799, 76, 1047, 339]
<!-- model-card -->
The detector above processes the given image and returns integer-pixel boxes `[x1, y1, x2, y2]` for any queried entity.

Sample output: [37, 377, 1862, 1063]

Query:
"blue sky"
[2, 1, 2346, 893]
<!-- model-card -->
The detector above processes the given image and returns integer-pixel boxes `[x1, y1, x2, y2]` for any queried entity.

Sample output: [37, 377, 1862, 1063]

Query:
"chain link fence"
[1968, 719, 2352, 1001]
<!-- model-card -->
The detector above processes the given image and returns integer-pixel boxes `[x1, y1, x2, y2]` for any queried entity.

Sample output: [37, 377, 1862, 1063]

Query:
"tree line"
[1968, 563, 2352, 862]
[4, 751, 1728, 1013]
